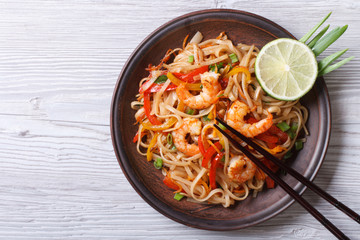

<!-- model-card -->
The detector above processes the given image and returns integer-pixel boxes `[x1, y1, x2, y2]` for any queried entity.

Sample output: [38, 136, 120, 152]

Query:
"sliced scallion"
[291, 123, 298, 132]
[203, 115, 211, 122]
[295, 140, 303, 151]
[154, 158, 163, 169]
[188, 55, 194, 63]
[287, 130, 296, 140]
[154, 75, 168, 84]
[229, 53, 238, 63]
[284, 150, 293, 160]
[186, 108, 195, 115]
[174, 193, 184, 201]
[277, 122, 290, 132]
[167, 133, 173, 146]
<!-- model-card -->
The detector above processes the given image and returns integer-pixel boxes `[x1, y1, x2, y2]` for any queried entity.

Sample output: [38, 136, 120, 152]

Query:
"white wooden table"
[1, 0, 359, 239]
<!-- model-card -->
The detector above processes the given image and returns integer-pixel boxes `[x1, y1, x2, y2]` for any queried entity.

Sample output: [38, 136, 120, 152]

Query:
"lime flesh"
[255, 38, 318, 101]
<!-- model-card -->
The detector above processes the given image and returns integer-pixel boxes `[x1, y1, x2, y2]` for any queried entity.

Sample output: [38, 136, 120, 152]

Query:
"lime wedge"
[255, 38, 318, 101]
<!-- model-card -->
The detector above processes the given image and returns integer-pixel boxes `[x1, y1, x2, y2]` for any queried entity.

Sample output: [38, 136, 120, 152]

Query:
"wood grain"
[0, 0, 359, 239]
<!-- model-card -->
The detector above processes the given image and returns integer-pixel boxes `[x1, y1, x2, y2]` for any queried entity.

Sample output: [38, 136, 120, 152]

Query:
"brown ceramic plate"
[110, 9, 331, 230]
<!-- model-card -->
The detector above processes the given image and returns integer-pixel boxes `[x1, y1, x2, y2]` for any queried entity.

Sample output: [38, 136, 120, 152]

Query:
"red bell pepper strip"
[146, 83, 177, 93]
[172, 65, 209, 83]
[256, 133, 278, 144]
[247, 117, 258, 124]
[262, 158, 279, 189]
[265, 177, 275, 189]
[143, 92, 162, 125]
[247, 117, 288, 147]
[133, 131, 146, 143]
[209, 152, 224, 189]
[201, 142, 222, 168]
[198, 134, 206, 156]
[266, 142, 277, 149]
[163, 175, 180, 191]
[133, 132, 139, 143]
[268, 125, 288, 143]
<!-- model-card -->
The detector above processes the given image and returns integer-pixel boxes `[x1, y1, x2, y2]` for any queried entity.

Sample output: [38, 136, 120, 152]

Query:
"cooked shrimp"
[226, 100, 273, 138]
[227, 155, 257, 183]
[176, 71, 221, 109]
[172, 118, 202, 156]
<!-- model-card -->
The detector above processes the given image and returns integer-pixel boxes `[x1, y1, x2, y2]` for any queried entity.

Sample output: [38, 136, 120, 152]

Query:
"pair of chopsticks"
[214, 117, 359, 240]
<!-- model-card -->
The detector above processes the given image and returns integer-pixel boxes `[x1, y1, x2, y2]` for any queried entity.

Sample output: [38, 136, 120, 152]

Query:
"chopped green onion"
[299, 12, 332, 43]
[229, 53, 239, 63]
[277, 122, 290, 132]
[200, 84, 203, 89]
[318, 56, 354, 76]
[154, 75, 168, 84]
[203, 115, 211, 122]
[133, 103, 144, 109]
[221, 155, 225, 163]
[217, 93, 224, 98]
[174, 193, 184, 201]
[284, 150, 293, 160]
[312, 25, 348, 57]
[295, 140, 303, 151]
[307, 24, 330, 48]
[286, 130, 296, 140]
[167, 133, 173, 146]
[218, 62, 224, 68]
[171, 145, 177, 150]
[209, 62, 224, 72]
[291, 123, 298, 132]
[188, 55, 194, 63]
[218, 123, 227, 131]
[318, 48, 348, 73]
[186, 109, 195, 115]
[154, 158, 163, 169]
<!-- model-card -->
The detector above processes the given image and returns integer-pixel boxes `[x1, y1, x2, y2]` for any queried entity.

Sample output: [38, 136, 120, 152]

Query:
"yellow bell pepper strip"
[167, 72, 202, 91]
[225, 66, 251, 83]
[146, 132, 159, 161]
[177, 100, 186, 112]
[142, 117, 177, 131]
[141, 100, 183, 131]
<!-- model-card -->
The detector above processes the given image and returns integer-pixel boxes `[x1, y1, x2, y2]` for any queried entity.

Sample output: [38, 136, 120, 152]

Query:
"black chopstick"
[213, 123, 351, 240]
[216, 117, 360, 224]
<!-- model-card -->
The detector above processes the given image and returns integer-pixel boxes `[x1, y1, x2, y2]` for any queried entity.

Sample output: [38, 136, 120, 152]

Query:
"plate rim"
[110, 9, 332, 230]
